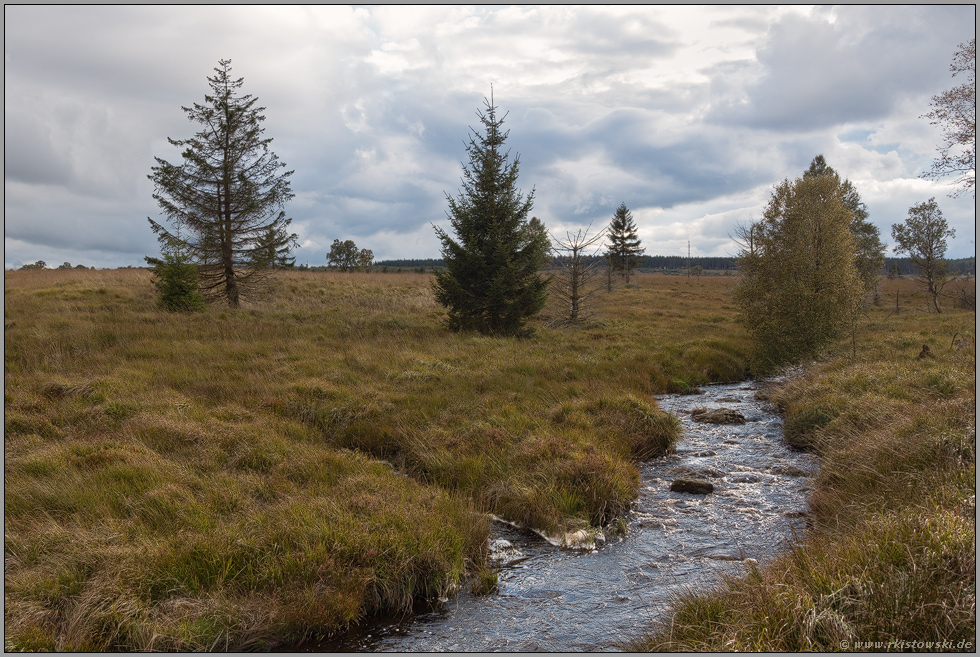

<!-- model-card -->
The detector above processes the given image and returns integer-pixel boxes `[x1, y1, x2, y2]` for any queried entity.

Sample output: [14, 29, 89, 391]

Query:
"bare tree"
[921, 39, 975, 198]
[549, 224, 606, 326]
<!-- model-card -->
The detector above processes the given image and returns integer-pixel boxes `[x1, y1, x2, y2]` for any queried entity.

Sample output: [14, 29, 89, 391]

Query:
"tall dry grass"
[629, 277, 976, 652]
[5, 268, 749, 650]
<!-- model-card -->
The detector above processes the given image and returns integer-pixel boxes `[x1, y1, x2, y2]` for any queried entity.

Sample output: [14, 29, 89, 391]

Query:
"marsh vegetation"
[4, 268, 748, 650]
[629, 276, 976, 652]
[4, 268, 974, 651]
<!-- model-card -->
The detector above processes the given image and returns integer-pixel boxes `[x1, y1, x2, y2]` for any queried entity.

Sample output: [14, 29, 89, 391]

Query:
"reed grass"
[629, 277, 976, 652]
[5, 268, 748, 650]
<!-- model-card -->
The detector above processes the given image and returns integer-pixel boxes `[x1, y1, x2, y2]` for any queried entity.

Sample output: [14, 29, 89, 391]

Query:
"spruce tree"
[253, 225, 296, 269]
[147, 59, 297, 307]
[432, 97, 551, 336]
[145, 228, 205, 312]
[606, 203, 644, 284]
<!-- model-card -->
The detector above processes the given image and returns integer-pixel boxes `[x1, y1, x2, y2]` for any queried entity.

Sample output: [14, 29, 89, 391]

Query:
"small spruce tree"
[606, 203, 644, 284]
[145, 230, 205, 312]
[253, 225, 296, 269]
[432, 97, 551, 336]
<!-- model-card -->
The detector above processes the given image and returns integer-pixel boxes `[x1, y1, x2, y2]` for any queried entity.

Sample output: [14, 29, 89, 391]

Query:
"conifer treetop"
[432, 95, 550, 336]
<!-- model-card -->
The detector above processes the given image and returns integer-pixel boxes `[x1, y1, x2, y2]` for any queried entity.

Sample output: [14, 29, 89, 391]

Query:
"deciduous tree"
[327, 239, 372, 272]
[432, 97, 551, 336]
[549, 224, 606, 325]
[147, 59, 297, 307]
[921, 39, 976, 198]
[327, 239, 357, 271]
[358, 248, 374, 270]
[891, 198, 956, 314]
[733, 170, 863, 372]
[803, 155, 885, 299]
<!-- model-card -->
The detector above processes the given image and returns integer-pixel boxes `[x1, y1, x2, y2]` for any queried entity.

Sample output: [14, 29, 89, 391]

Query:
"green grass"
[629, 277, 976, 652]
[4, 268, 749, 650]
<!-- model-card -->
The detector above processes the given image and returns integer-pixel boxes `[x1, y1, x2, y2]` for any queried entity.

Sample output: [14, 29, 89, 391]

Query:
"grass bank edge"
[627, 303, 976, 652]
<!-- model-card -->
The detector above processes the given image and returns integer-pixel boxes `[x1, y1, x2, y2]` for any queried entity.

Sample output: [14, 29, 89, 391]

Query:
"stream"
[313, 380, 817, 652]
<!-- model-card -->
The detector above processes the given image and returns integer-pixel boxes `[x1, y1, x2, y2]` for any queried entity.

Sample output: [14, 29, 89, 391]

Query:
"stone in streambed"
[670, 478, 714, 495]
[691, 407, 746, 425]
[770, 464, 810, 477]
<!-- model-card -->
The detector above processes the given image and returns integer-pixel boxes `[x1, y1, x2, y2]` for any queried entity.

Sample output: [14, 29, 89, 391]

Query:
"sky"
[4, 4, 976, 269]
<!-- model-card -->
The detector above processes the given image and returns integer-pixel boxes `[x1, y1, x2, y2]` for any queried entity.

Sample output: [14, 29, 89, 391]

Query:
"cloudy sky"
[4, 5, 976, 269]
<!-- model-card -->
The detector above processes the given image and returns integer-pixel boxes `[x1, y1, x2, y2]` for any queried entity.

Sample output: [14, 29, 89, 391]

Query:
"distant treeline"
[886, 256, 976, 276]
[374, 255, 976, 276]
[373, 256, 740, 271]
[640, 255, 737, 271]
[373, 259, 445, 270]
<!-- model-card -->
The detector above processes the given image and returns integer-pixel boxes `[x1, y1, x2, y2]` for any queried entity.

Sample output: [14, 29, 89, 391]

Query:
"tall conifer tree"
[432, 97, 550, 336]
[148, 59, 296, 307]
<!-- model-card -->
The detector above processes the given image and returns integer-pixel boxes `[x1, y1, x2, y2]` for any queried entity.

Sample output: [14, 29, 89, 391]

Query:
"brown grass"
[4, 268, 750, 650]
[629, 277, 976, 651]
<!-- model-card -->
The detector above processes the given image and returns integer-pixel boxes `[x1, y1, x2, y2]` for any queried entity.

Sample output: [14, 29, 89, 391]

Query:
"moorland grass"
[4, 268, 749, 650]
[628, 277, 976, 652]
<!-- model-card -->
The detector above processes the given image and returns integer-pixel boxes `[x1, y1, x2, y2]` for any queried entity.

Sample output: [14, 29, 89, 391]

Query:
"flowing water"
[313, 380, 817, 652]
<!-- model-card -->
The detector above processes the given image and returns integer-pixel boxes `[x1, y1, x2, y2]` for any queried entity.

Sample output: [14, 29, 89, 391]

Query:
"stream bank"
[310, 379, 816, 652]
